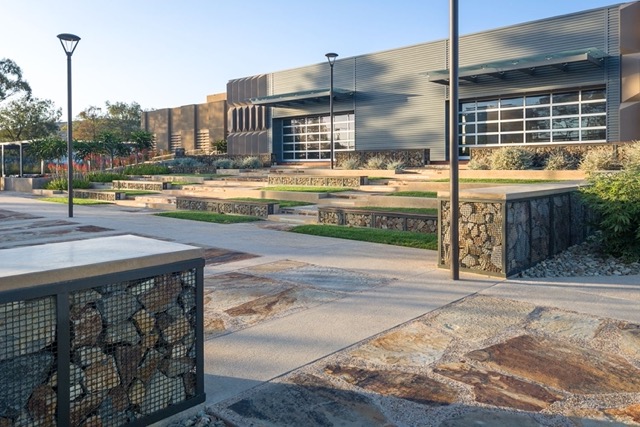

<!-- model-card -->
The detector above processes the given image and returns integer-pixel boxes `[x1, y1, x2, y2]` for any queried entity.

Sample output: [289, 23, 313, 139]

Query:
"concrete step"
[267, 214, 318, 225]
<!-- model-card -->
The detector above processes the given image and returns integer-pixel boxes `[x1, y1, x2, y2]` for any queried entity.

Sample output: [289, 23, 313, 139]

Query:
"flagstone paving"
[211, 295, 640, 426]
[202, 260, 393, 338]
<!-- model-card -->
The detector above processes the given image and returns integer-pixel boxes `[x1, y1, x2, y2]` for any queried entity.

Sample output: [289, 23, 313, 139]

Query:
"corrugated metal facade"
[227, 4, 626, 162]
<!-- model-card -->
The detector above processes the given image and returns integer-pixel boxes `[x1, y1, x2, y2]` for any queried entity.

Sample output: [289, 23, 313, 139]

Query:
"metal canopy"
[250, 88, 354, 108]
[425, 48, 607, 85]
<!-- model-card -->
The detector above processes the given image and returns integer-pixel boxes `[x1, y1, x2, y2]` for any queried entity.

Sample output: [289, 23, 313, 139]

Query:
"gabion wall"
[267, 175, 365, 188]
[176, 197, 277, 218]
[318, 207, 437, 234]
[112, 181, 169, 191]
[0, 264, 204, 427]
[336, 149, 430, 168]
[439, 191, 592, 277]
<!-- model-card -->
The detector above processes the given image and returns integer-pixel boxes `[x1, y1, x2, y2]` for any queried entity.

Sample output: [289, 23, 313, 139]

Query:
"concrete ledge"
[438, 182, 584, 201]
[0, 235, 203, 291]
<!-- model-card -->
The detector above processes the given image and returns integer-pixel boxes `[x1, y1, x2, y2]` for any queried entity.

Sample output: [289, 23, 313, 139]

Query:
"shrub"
[544, 150, 579, 170]
[338, 157, 361, 170]
[123, 164, 171, 175]
[214, 158, 235, 169]
[386, 160, 405, 171]
[240, 156, 262, 169]
[45, 176, 92, 190]
[621, 140, 640, 171]
[578, 146, 620, 173]
[580, 169, 640, 261]
[364, 156, 386, 170]
[489, 147, 534, 170]
[86, 172, 127, 182]
[467, 158, 490, 170]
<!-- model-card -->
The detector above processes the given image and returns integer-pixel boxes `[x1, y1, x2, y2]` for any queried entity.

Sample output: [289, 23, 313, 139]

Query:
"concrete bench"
[73, 189, 126, 201]
[267, 175, 367, 188]
[112, 180, 169, 191]
[176, 197, 278, 218]
[318, 206, 437, 234]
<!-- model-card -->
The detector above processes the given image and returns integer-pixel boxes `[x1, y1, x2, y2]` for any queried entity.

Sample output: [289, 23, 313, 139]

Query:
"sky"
[0, 0, 625, 115]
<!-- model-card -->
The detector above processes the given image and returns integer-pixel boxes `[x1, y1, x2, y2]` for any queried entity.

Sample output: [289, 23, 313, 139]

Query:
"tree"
[98, 130, 129, 169]
[0, 58, 31, 102]
[104, 101, 143, 141]
[74, 106, 106, 142]
[0, 95, 61, 142]
[130, 130, 154, 163]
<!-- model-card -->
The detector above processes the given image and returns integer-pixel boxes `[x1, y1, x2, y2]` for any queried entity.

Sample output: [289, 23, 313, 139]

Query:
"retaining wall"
[318, 207, 437, 234]
[176, 197, 278, 218]
[438, 184, 593, 277]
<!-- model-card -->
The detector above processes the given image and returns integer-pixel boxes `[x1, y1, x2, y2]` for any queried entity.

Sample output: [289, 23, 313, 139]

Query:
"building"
[141, 93, 227, 154]
[146, 1, 640, 164]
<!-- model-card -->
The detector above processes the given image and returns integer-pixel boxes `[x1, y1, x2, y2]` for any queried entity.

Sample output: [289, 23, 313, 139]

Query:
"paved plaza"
[1, 192, 639, 426]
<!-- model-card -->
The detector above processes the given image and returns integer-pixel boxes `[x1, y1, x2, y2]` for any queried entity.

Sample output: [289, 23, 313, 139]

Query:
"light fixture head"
[325, 52, 338, 66]
[57, 33, 81, 56]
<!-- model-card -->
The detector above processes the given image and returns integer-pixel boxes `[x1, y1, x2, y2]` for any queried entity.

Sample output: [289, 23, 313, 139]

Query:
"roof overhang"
[250, 88, 354, 108]
[425, 48, 608, 85]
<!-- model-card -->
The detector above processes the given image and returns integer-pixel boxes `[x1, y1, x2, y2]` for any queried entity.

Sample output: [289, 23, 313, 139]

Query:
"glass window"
[552, 105, 579, 116]
[500, 97, 524, 108]
[582, 116, 606, 128]
[501, 122, 523, 132]
[501, 109, 523, 120]
[525, 95, 551, 106]
[553, 92, 579, 103]
[501, 133, 524, 144]
[478, 123, 499, 133]
[525, 120, 550, 130]
[458, 88, 605, 152]
[582, 102, 606, 114]
[552, 118, 579, 129]
[527, 132, 551, 143]
[526, 107, 550, 118]
[582, 129, 606, 140]
[553, 130, 579, 141]
[280, 113, 354, 162]
[477, 100, 499, 110]
[477, 111, 499, 121]
[476, 134, 499, 145]
[582, 89, 606, 100]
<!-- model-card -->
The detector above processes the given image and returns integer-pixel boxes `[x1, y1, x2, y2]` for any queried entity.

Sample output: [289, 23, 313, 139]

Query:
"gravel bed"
[517, 238, 640, 278]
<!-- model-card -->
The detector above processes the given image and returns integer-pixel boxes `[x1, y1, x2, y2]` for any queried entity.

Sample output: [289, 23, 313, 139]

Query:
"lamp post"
[448, 0, 460, 280]
[57, 33, 80, 218]
[325, 52, 338, 169]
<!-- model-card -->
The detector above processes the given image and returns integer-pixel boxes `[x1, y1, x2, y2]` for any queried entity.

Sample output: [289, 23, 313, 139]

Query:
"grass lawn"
[289, 224, 438, 250]
[231, 198, 314, 208]
[264, 186, 351, 193]
[39, 197, 110, 205]
[386, 191, 438, 198]
[360, 206, 438, 215]
[431, 178, 562, 184]
[155, 211, 263, 224]
[117, 190, 159, 196]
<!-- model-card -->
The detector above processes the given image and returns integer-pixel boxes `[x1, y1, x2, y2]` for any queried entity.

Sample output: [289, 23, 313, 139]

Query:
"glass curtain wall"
[282, 113, 355, 161]
[459, 88, 606, 156]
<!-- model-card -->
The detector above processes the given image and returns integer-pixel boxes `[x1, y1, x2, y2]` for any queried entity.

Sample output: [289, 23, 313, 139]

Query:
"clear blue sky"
[0, 0, 624, 115]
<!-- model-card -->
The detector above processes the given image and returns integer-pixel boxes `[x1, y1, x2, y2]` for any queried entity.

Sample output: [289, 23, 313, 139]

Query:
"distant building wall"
[142, 94, 227, 154]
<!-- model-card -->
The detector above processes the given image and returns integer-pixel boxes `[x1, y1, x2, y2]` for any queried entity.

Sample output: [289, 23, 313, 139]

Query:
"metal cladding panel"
[271, 58, 356, 118]
[606, 6, 621, 142]
[355, 41, 448, 161]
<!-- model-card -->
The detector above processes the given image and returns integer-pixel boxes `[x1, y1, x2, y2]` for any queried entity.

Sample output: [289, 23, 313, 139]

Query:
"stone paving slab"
[202, 260, 394, 338]
[211, 295, 640, 426]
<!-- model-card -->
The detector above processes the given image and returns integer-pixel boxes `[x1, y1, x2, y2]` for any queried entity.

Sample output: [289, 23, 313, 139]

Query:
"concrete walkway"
[1, 192, 639, 426]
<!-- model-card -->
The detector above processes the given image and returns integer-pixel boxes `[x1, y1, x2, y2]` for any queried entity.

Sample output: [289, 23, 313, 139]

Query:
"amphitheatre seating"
[268, 174, 367, 188]
[318, 206, 437, 234]
[176, 196, 278, 218]
[112, 180, 169, 191]
[73, 189, 126, 201]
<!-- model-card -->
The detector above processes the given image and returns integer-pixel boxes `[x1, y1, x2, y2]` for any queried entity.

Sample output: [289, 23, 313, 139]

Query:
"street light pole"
[57, 33, 80, 218]
[325, 53, 338, 169]
[448, 0, 460, 280]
